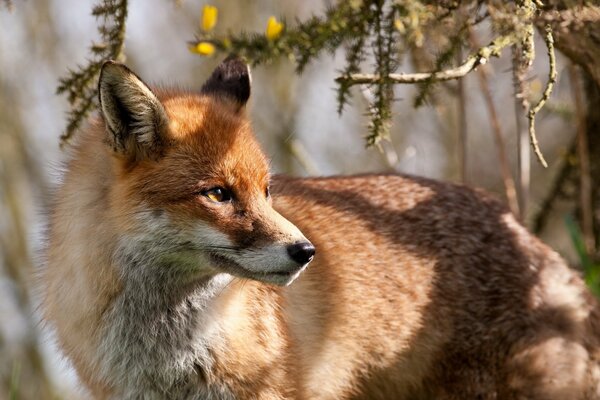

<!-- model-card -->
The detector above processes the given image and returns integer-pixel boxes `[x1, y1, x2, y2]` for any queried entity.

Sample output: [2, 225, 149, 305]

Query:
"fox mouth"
[207, 252, 307, 286]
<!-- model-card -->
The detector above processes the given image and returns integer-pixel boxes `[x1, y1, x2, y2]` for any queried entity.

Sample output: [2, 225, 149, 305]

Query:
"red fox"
[43, 56, 600, 399]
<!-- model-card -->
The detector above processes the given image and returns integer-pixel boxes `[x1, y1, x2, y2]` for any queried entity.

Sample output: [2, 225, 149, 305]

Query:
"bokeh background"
[0, 0, 586, 398]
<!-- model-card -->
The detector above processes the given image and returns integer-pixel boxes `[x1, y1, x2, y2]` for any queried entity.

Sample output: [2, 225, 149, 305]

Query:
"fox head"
[97, 56, 314, 286]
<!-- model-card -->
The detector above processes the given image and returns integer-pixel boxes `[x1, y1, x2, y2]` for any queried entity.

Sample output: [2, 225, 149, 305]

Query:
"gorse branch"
[366, 1, 397, 146]
[193, 2, 372, 72]
[189, 1, 556, 157]
[57, 0, 128, 147]
[60, 0, 558, 164]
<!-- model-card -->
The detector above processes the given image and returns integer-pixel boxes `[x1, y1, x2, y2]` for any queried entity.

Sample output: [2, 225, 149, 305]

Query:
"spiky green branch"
[190, 0, 555, 158]
[58, 0, 557, 164]
[57, 0, 128, 147]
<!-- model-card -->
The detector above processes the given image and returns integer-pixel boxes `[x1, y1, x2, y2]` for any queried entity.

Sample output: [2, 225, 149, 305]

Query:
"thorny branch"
[58, 0, 559, 170]
[57, 0, 128, 147]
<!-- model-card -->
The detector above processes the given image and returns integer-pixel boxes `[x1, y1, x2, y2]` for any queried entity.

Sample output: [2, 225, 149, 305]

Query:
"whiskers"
[177, 243, 240, 256]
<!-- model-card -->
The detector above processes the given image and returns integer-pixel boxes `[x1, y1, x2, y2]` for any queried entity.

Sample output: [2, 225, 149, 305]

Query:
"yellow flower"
[265, 16, 284, 40]
[201, 5, 218, 32]
[189, 42, 215, 56]
[394, 19, 405, 34]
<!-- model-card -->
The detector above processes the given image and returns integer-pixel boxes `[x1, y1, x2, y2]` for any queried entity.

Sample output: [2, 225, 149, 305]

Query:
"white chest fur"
[97, 243, 236, 399]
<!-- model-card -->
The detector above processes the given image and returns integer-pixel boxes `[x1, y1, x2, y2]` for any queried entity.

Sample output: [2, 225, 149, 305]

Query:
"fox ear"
[201, 55, 251, 111]
[98, 61, 169, 160]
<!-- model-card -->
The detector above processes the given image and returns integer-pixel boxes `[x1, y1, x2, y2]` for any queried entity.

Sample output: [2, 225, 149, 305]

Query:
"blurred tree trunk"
[542, 3, 600, 87]
[538, 3, 600, 261]
[0, 0, 66, 395]
[583, 75, 600, 262]
[0, 82, 55, 400]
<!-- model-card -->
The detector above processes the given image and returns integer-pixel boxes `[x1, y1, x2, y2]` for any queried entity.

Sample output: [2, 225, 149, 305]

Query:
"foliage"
[9, 362, 19, 400]
[56, 0, 128, 146]
[565, 215, 600, 297]
[57, 0, 557, 158]
[190, 0, 555, 155]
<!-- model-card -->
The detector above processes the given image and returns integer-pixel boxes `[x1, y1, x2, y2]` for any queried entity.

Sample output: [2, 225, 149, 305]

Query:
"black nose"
[287, 242, 315, 265]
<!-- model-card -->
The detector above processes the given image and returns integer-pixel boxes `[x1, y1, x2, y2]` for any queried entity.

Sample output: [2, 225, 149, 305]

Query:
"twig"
[379, 140, 400, 170]
[527, 24, 556, 168]
[513, 46, 531, 222]
[532, 141, 576, 233]
[285, 138, 320, 176]
[470, 31, 520, 218]
[335, 34, 514, 86]
[456, 46, 468, 183]
[569, 64, 594, 253]
[358, 85, 400, 170]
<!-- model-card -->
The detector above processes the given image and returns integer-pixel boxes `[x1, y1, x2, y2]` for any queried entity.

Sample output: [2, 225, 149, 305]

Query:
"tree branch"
[335, 34, 513, 86]
[569, 64, 594, 253]
[57, 0, 129, 147]
[470, 31, 520, 218]
[526, 24, 556, 168]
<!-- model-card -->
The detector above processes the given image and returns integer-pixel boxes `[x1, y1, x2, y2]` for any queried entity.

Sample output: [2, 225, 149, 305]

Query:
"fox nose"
[287, 242, 315, 265]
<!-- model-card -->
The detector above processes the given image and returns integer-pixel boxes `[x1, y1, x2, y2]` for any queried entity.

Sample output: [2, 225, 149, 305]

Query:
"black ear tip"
[213, 55, 251, 88]
[201, 55, 251, 106]
[220, 55, 250, 77]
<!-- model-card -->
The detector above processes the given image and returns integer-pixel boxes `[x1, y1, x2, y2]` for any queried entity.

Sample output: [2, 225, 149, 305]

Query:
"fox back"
[43, 57, 600, 399]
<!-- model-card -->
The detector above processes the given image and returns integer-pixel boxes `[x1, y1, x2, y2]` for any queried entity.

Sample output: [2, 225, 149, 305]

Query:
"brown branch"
[569, 64, 594, 253]
[527, 24, 556, 168]
[335, 34, 514, 86]
[513, 46, 531, 222]
[533, 141, 576, 233]
[470, 32, 520, 218]
[456, 47, 467, 183]
[285, 138, 320, 176]
[537, 5, 600, 88]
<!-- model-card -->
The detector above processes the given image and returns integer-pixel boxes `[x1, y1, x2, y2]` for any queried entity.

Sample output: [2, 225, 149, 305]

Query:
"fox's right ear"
[201, 55, 251, 111]
[98, 61, 169, 160]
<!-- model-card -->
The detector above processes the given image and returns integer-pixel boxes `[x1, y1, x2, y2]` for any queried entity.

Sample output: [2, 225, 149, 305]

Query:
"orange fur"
[43, 60, 600, 399]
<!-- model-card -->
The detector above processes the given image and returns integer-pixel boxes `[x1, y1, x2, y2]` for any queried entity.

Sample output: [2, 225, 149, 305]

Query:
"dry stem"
[527, 24, 557, 168]
[470, 32, 520, 218]
[569, 64, 594, 253]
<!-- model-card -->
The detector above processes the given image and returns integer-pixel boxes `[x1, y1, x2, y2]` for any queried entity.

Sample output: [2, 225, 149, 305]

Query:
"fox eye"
[203, 187, 232, 203]
[265, 186, 270, 198]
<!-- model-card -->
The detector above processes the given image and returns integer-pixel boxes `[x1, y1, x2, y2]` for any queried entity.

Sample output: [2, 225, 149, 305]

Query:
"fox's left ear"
[98, 61, 169, 160]
[201, 55, 251, 111]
